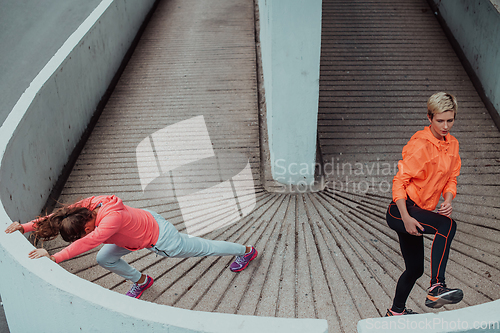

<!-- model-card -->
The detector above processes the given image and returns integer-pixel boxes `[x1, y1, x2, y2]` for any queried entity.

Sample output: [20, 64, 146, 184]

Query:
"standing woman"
[385, 92, 463, 316]
[5, 195, 257, 299]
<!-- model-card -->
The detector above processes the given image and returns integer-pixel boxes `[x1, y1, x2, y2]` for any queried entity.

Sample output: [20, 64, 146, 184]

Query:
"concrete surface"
[0, 0, 101, 127]
[0, 295, 9, 333]
[0, 0, 156, 223]
[42, 0, 499, 332]
[1, 0, 499, 332]
[0, 0, 329, 332]
[429, 0, 500, 123]
[358, 299, 500, 332]
[318, 0, 500, 331]
[0, 232, 328, 333]
[0, 2, 99, 331]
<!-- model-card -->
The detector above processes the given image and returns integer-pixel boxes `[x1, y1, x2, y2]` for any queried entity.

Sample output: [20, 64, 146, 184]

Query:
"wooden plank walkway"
[43, 0, 500, 332]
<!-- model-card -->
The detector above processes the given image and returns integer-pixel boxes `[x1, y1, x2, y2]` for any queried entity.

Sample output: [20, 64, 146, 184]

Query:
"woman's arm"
[441, 145, 460, 211]
[392, 140, 426, 204]
[5, 222, 57, 262]
[440, 150, 459, 217]
[5, 197, 95, 236]
[52, 212, 122, 263]
[395, 199, 425, 236]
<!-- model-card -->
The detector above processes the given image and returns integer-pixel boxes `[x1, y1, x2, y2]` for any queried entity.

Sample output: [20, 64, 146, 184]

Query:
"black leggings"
[386, 198, 457, 312]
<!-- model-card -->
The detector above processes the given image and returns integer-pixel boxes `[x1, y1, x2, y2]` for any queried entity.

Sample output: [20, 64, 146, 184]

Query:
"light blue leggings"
[96, 210, 246, 282]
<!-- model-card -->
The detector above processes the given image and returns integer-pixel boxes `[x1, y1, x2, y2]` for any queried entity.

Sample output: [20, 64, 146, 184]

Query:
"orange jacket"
[392, 126, 461, 211]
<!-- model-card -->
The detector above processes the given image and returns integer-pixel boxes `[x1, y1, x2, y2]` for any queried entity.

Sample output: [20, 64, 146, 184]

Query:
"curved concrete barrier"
[0, 1, 328, 332]
[357, 300, 500, 333]
[0, 229, 327, 333]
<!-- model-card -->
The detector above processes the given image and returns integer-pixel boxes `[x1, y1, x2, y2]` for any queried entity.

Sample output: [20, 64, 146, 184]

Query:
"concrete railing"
[357, 300, 500, 332]
[0, 1, 328, 332]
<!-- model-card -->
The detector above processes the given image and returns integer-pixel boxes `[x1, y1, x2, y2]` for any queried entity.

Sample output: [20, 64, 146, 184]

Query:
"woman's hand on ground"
[28, 248, 55, 261]
[402, 216, 425, 236]
[4, 221, 24, 234]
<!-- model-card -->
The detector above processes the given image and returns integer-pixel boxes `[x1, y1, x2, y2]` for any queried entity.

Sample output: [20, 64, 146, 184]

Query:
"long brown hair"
[33, 204, 96, 243]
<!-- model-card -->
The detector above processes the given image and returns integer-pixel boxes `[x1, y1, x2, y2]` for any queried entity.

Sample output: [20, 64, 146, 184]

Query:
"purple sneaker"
[230, 246, 257, 272]
[126, 275, 154, 299]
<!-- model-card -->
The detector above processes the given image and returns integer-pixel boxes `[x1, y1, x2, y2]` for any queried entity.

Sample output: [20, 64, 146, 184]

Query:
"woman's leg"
[406, 204, 457, 286]
[387, 200, 457, 286]
[387, 201, 425, 312]
[387, 200, 460, 310]
[405, 204, 462, 308]
[170, 233, 246, 258]
[391, 231, 425, 312]
[96, 244, 142, 282]
[148, 209, 246, 258]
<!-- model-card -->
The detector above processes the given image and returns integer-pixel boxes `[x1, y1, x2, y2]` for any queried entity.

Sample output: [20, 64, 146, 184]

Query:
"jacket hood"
[93, 195, 125, 225]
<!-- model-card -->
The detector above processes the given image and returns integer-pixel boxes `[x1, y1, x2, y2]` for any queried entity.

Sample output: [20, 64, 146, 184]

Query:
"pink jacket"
[23, 195, 160, 263]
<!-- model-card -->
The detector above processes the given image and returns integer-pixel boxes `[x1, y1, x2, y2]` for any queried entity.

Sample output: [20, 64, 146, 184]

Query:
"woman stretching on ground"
[5, 195, 257, 299]
[385, 92, 463, 316]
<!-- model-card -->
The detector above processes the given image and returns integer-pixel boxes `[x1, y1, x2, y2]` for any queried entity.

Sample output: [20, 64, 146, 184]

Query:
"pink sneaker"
[230, 246, 257, 272]
[126, 275, 154, 299]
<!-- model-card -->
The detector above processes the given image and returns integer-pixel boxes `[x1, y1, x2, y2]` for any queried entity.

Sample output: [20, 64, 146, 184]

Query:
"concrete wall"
[0, 0, 102, 127]
[430, 0, 500, 123]
[0, 0, 157, 223]
[0, 0, 328, 332]
[258, 0, 323, 186]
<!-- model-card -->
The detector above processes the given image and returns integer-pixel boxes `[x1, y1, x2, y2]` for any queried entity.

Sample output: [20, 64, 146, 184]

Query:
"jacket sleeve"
[21, 222, 35, 233]
[392, 140, 426, 203]
[52, 211, 122, 263]
[442, 151, 461, 198]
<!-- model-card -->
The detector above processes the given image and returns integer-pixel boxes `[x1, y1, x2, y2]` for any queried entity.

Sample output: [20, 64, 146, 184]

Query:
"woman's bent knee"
[451, 218, 457, 231]
[405, 265, 424, 282]
[414, 266, 425, 279]
[96, 251, 114, 268]
[439, 217, 457, 236]
[96, 247, 123, 268]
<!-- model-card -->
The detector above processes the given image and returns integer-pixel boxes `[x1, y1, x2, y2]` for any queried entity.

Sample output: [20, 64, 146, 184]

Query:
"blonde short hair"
[427, 92, 457, 119]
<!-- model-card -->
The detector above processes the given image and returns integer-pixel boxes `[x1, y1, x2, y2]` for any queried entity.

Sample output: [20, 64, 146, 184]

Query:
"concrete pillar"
[258, 0, 322, 187]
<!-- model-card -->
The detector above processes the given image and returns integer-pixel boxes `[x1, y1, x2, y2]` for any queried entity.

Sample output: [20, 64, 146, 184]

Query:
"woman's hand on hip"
[4, 221, 24, 234]
[402, 216, 425, 236]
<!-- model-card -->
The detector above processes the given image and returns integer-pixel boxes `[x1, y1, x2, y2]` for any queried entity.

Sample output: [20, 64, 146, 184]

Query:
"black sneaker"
[384, 308, 418, 317]
[425, 283, 463, 308]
